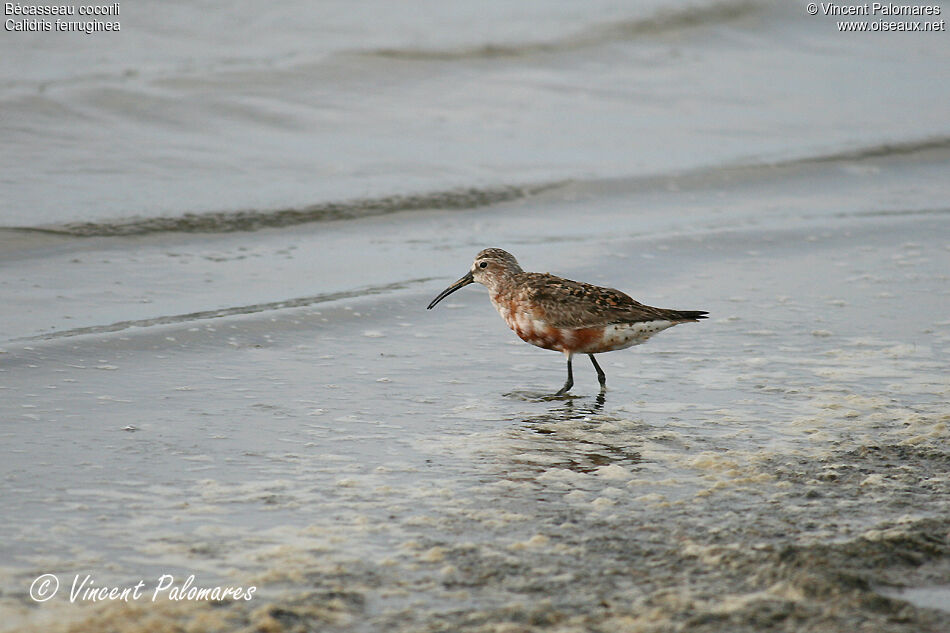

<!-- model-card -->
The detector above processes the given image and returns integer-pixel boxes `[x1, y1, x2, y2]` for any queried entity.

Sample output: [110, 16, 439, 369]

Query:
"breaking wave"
[17, 183, 560, 237]
[9, 133, 949, 239]
[364, 1, 761, 60]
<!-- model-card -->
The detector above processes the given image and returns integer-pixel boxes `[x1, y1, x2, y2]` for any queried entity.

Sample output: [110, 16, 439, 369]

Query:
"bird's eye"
[479, 261, 488, 268]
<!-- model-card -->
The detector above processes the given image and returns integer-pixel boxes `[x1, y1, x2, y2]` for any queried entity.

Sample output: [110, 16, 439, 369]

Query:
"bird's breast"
[488, 295, 596, 353]
[490, 295, 558, 351]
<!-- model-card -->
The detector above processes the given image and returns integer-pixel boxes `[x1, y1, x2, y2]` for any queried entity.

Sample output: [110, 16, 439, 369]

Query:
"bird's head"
[427, 248, 523, 309]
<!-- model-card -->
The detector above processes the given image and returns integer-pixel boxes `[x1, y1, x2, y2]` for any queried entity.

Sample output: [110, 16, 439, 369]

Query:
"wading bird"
[427, 248, 707, 395]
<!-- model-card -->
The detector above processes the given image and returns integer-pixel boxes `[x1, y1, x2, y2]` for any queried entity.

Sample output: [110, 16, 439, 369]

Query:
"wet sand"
[2, 144, 949, 632]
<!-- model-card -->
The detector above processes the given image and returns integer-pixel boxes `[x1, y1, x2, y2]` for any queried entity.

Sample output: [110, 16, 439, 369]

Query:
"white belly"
[581, 321, 676, 354]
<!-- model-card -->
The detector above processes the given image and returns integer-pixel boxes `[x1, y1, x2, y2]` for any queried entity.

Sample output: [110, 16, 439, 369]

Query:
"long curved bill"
[427, 271, 474, 309]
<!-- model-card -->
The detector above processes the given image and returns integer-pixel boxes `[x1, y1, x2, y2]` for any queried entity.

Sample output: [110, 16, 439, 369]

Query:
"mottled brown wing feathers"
[519, 273, 707, 328]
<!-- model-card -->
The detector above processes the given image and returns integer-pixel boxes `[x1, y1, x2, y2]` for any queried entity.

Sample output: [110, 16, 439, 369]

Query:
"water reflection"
[503, 390, 605, 412]
[498, 391, 643, 478]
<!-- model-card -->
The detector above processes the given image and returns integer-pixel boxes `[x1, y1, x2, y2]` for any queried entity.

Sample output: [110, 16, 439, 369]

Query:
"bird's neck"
[485, 271, 521, 301]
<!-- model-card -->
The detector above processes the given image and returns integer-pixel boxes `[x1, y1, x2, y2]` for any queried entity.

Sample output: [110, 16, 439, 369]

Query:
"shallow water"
[2, 0, 950, 631]
[3, 161, 949, 630]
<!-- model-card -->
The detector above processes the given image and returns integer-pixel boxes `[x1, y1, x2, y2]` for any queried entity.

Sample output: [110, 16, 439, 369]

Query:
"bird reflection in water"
[500, 390, 643, 477]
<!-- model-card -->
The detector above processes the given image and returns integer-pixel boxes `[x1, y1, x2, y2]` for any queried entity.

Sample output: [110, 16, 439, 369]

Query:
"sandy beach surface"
[2, 1, 949, 631]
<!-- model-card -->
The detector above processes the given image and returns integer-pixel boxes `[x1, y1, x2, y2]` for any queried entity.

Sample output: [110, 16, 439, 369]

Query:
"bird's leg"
[589, 354, 606, 391]
[555, 353, 574, 396]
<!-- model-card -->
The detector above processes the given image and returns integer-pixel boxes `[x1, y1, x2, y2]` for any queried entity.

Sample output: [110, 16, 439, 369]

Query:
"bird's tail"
[671, 310, 708, 322]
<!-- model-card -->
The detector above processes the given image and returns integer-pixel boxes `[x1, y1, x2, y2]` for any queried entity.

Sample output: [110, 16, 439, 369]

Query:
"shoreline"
[2, 208, 948, 631]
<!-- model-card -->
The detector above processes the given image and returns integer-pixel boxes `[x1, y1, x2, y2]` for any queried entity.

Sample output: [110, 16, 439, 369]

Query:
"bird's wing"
[519, 273, 672, 328]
